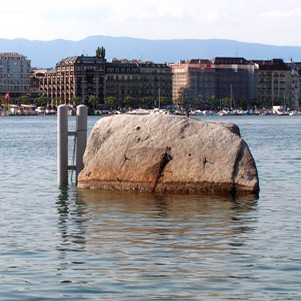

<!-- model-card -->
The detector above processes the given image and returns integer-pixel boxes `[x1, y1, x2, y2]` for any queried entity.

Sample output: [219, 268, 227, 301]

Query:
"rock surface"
[78, 114, 259, 195]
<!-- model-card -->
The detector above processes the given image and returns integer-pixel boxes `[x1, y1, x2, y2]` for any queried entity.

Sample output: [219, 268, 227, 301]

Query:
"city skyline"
[1, 0, 301, 46]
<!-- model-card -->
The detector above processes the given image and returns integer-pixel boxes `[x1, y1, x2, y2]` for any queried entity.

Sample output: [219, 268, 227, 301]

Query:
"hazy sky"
[1, 0, 301, 46]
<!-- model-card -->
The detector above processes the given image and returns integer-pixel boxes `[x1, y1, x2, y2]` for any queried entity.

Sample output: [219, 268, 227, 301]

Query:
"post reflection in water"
[56, 185, 88, 270]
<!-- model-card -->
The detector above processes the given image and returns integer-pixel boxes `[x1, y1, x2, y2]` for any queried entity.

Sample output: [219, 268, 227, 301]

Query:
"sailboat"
[218, 84, 241, 116]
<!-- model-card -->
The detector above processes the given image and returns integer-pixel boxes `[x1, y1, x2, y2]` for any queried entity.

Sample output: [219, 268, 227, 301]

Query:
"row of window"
[106, 68, 170, 74]
[0, 86, 29, 91]
[107, 68, 139, 74]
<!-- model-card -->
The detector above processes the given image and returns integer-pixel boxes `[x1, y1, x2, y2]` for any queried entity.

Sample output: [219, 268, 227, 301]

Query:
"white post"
[57, 105, 68, 185]
[76, 105, 88, 182]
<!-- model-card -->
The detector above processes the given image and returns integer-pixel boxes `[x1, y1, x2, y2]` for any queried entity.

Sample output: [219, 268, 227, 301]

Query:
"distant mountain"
[0, 35, 300, 68]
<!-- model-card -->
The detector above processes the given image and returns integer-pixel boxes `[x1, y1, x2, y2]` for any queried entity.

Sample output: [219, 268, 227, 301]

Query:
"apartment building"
[0, 53, 31, 97]
[212, 57, 257, 102]
[138, 61, 172, 107]
[105, 59, 141, 105]
[170, 59, 215, 104]
[170, 57, 301, 109]
[103, 59, 172, 107]
[289, 61, 301, 109]
[254, 59, 298, 108]
[170, 57, 257, 106]
[39, 55, 106, 104]
[39, 57, 172, 107]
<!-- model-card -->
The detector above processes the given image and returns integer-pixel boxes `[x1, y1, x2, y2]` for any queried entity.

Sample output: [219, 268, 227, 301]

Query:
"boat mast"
[230, 84, 236, 109]
[158, 88, 161, 109]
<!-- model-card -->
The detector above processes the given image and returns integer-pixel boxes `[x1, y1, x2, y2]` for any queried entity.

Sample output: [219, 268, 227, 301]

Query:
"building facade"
[0, 53, 31, 97]
[36, 55, 301, 110]
[254, 59, 297, 108]
[137, 61, 172, 107]
[39, 57, 172, 107]
[105, 59, 141, 105]
[212, 57, 258, 103]
[170, 57, 301, 110]
[39, 56, 106, 104]
[170, 59, 215, 105]
[170, 57, 258, 108]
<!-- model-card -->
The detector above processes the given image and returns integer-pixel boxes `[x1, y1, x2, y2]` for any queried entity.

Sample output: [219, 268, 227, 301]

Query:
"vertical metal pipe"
[76, 104, 88, 183]
[57, 105, 68, 185]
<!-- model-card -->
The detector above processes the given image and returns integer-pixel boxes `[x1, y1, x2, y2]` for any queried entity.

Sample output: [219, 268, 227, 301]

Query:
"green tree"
[159, 97, 172, 108]
[174, 96, 183, 107]
[88, 95, 100, 109]
[106, 96, 117, 110]
[140, 96, 152, 109]
[220, 97, 231, 109]
[265, 97, 274, 108]
[235, 97, 247, 109]
[96, 46, 106, 59]
[52, 97, 64, 106]
[124, 96, 135, 108]
[192, 96, 203, 108]
[206, 97, 218, 110]
[70, 96, 82, 106]
[33, 96, 48, 107]
[17, 95, 30, 105]
[0, 96, 8, 110]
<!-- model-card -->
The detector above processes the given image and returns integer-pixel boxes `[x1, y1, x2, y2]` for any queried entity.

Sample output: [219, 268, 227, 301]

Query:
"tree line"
[1, 93, 285, 112]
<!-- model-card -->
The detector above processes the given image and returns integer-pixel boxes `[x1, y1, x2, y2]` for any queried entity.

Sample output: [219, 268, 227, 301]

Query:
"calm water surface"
[0, 115, 300, 300]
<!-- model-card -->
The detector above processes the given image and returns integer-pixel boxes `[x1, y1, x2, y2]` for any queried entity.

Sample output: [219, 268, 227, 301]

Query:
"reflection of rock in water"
[79, 190, 258, 250]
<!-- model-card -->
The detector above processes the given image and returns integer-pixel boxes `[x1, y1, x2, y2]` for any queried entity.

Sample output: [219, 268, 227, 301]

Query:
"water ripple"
[0, 116, 301, 300]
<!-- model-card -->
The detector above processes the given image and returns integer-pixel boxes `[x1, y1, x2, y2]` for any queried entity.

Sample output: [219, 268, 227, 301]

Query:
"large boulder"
[78, 114, 259, 195]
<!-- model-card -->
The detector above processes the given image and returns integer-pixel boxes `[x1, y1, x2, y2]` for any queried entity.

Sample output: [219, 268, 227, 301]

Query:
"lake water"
[0, 114, 300, 300]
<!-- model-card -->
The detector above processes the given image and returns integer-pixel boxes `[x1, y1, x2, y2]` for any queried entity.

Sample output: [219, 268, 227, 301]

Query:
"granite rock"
[78, 114, 259, 195]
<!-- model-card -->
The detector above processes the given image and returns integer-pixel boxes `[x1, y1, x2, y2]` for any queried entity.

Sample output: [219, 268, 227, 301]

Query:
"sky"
[1, 0, 301, 46]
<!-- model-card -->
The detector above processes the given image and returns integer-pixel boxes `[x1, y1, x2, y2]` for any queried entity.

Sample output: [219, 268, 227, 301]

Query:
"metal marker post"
[57, 105, 68, 185]
[75, 104, 88, 183]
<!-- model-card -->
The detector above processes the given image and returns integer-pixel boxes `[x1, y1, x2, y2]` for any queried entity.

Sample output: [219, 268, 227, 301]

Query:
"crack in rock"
[152, 147, 173, 192]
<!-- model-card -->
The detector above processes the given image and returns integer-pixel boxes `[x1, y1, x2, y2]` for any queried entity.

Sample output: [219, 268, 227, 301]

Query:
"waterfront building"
[39, 57, 172, 108]
[30, 69, 48, 98]
[39, 56, 106, 105]
[37, 54, 300, 111]
[137, 61, 172, 107]
[283, 60, 301, 109]
[254, 59, 295, 108]
[0, 52, 31, 98]
[103, 59, 172, 108]
[170, 57, 257, 108]
[170, 57, 301, 110]
[170, 59, 215, 106]
[105, 59, 141, 106]
[212, 57, 258, 103]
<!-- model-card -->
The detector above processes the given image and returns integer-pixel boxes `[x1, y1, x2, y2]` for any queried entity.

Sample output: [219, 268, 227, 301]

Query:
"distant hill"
[0, 35, 300, 68]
